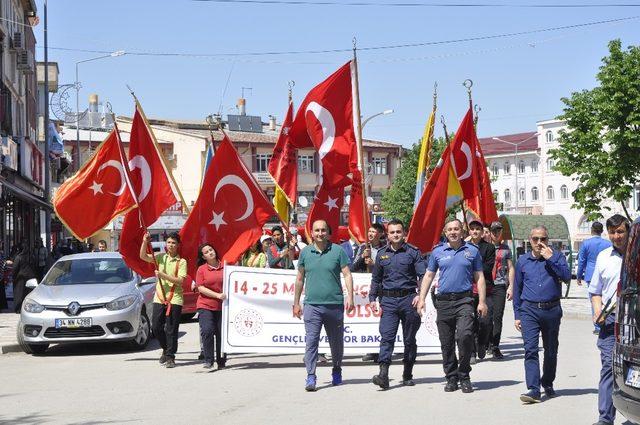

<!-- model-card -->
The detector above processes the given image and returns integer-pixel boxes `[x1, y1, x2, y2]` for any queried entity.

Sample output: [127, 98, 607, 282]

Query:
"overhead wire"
[193, 0, 640, 8]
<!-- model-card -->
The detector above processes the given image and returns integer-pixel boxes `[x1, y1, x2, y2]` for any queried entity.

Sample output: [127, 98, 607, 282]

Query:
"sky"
[34, 0, 639, 147]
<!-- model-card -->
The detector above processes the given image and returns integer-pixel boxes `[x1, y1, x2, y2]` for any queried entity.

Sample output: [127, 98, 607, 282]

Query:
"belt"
[436, 291, 472, 301]
[524, 299, 561, 309]
[381, 288, 416, 298]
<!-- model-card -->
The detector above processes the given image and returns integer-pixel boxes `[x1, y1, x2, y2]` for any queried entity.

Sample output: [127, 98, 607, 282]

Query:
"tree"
[381, 137, 447, 225]
[550, 40, 640, 220]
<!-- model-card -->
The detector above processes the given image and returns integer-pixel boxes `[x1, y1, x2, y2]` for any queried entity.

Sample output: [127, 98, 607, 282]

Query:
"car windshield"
[42, 258, 133, 285]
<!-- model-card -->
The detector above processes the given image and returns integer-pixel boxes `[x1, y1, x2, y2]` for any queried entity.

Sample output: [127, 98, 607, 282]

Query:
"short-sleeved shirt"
[299, 242, 349, 305]
[588, 247, 623, 306]
[493, 243, 513, 286]
[195, 263, 224, 311]
[153, 253, 187, 306]
[427, 241, 483, 294]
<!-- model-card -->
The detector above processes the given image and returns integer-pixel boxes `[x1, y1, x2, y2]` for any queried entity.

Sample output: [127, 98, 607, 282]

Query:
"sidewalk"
[0, 310, 20, 354]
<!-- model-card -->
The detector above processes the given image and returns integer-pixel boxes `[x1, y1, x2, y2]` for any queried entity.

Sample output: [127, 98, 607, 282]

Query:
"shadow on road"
[0, 413, 49, 424]
[553, 388, 598, 396]
[473, 379, 522, 390]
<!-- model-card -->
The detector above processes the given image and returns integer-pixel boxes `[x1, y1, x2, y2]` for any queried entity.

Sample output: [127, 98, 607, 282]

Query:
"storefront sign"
[19, 138, 44, 187]
[1, 137, 18, 171]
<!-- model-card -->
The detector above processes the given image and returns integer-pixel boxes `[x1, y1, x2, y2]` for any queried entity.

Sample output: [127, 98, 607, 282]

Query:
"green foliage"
[550, 40, 640, 219]
[381, 137, 447, 225]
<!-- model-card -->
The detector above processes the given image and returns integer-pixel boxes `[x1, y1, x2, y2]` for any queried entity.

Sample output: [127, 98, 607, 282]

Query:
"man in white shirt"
[589, 214, 630, 425]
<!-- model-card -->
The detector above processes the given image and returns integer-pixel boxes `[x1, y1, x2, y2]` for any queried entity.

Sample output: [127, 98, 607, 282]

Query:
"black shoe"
[520, 390, 541, 403]
[159, 354, 168, 365]
[543, 386, 556, 397]
[444, 378, 459, 392]
[165, 358, 176, 369]
[372, 364, 390, 390]
[401, 377, 416, 386]
[203, 362, 214, 369]
[217, 361, 226, 369]
[492, 348, 504, 359]
[460, 380, 474, 393]
[198, 352, 205, 361]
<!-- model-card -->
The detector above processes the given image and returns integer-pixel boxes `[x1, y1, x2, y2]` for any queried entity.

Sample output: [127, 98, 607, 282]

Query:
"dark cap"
[490, 221, 503, 231]
[468, 219, 483, 228]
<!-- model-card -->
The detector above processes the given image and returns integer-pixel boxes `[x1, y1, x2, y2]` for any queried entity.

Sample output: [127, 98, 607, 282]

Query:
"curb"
[1, 343, 22, 354]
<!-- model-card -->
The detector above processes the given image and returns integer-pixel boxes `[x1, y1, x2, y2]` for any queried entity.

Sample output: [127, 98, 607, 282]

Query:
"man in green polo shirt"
[293, 219, 355, 392]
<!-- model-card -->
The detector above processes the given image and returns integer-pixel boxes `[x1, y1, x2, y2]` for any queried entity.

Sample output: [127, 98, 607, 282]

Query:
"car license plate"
[55, 318, 92, 329]
[626, 366, 640, 388]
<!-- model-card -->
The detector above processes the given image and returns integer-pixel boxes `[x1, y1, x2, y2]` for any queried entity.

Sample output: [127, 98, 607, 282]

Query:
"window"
[518, 161, 526, 174]
[255, 153, 272, 172]
[492, 190, 499, 201]
[578, 217, 593, 234]
[531, 160, 538, 173]
[547, 186, 555, 201]
[492, 163, 498, 177]
[297, 155, 315, 173]
[503, 161, 510, 175]
[560, 185, 569, 200]
[546, 130, 554, 143]
[531, 186, 539, 201]
[372, 157, 387, 175]
[504, 189, 511, 204]
[519, 188, 526, 202]
[546, 158, 555, 171]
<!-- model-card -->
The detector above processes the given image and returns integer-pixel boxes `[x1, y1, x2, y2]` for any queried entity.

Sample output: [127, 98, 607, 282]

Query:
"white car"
[18, 252, 156, 355]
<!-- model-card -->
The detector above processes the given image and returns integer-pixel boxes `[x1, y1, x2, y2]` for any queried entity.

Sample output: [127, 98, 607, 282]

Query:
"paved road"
[0, 304, 633, 425]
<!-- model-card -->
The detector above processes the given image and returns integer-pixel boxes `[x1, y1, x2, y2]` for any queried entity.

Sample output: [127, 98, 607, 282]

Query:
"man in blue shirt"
[417, 218, 488, 394]
[589, 214, 629, 425]
[369, 219, 425, 389]
[577, 222, 612, 333]
[513, 225, 571, 403]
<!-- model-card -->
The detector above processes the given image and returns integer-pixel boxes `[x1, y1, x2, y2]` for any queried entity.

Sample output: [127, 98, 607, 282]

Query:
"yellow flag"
[273, 185, 290, 223]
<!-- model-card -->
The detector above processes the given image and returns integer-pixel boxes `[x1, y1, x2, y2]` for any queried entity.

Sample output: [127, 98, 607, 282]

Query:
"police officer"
[417, 218, 488, 393]
[513, 225, 571, 403]
[369, 219, 425, 389]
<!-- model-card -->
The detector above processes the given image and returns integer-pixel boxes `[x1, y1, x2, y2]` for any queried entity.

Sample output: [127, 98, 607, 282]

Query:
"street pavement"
[1, 281, 629, 425]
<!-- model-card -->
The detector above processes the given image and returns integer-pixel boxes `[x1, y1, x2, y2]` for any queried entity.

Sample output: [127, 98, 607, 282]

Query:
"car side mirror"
[25, 278, 38, 289]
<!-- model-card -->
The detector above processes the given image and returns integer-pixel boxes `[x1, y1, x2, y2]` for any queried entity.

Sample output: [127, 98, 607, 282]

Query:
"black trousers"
[152, 303, 182, 359]
[435, 296, 475, 381]
[490, 285, 508, 348]
[472, 294, 494, 355]
[198, 309, 224, 365]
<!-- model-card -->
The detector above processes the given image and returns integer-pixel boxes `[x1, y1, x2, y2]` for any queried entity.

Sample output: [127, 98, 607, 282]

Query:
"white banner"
[222, 265, 441, 354]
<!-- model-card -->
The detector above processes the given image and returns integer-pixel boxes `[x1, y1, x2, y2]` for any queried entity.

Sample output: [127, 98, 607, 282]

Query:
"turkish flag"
[53, 129, 135, 240]
[179, 136, 278, 277]
[465, 133, 499, 224]
[306, 185, 345, 244]
[348, 166, 369, 243]
[119, 107, 179, 277]
[269, 101, 297, 205]
[289, 61, 356, 188]
[449, 109, 480, 201]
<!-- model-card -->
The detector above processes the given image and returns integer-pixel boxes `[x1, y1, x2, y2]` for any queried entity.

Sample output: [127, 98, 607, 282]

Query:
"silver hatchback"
[18, 252, 155, 355]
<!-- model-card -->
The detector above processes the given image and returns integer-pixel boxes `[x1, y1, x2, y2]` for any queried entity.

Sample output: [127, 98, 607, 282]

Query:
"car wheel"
[16, 321, 49, 355]
[129, 311, 150, 350]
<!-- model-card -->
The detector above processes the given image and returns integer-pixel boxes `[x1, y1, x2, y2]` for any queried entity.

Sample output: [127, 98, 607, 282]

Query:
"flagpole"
[441, 115, 471, 232]
[127, 87, 191, 215]
[424, 82, 438, 182]
[352, 38, 370, 240]
[285, 81, 295, 229]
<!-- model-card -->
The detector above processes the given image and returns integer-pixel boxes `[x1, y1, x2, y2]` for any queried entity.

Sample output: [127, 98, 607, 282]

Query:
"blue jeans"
[521, 302, 562, 394]
[303, 304, 344, 376]
[597, 314, 616, 423]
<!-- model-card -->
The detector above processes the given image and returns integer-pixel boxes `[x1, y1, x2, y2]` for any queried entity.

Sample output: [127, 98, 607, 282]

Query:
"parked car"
[613, 217, 640, 422]
[18, 252, 155, 355]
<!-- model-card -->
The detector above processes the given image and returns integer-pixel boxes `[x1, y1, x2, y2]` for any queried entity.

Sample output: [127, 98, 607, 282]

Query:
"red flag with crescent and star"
[119, 107, 179, 277]
[53, 129, 135, 240]
[305, 185, 345, 244]
[179, 135, 278, 277]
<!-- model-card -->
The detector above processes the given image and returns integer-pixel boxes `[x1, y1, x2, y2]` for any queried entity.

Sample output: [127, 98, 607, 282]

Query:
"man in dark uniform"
[417, 218, 488, 393]
[369, 219, 425, 389]
[468, 219, 495, 363]
[513, 225, 571, 403]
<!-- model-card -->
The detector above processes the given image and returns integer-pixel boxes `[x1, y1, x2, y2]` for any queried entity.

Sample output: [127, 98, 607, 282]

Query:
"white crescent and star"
[128, 155, 152, 202]
[306, 101, 336, 187]
[451, 141, 473, 181]
[210, 174, 255, 230]
[324, 196, 338, 211]
[97, 160, 127, 196]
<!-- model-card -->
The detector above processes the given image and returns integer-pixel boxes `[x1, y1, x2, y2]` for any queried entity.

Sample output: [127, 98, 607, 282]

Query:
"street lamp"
[492, 132, 539, 213]
[75, 50, 125, 166]
[361, 109, 394, 130]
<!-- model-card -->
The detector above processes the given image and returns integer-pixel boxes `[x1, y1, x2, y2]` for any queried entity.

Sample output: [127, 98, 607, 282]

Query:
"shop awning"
[0, 177, 52, 210]
[498, 214, 570, 241]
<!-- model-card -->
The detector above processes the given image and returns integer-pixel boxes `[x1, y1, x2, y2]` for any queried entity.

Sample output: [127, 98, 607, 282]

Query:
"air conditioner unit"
[17, 50, 34, 73]
[12, 32, 24, 50]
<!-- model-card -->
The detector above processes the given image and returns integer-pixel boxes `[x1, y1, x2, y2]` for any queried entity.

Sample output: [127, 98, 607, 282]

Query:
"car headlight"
[23, 299, 45, 313]
[105, 295, 138, 311]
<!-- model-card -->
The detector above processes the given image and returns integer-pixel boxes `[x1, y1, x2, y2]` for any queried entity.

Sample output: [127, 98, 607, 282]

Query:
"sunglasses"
[531, 237, 548, 243]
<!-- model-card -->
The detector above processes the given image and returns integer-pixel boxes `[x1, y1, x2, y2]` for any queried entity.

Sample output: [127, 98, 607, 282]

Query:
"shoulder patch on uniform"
[405, 242, 419, 251]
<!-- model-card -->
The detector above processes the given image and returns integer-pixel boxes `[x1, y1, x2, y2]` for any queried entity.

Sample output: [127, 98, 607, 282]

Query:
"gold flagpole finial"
[432, 82, 438, 109]
[288, 80, 295, 103]
[463, 79, 473, 110]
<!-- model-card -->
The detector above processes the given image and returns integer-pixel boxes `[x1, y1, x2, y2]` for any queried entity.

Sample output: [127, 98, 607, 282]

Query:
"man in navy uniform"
[369, 219, 425, 389]
[513, 225, 571, 403]
[589, 214, 629, 425]
[416, 218, 488, 393]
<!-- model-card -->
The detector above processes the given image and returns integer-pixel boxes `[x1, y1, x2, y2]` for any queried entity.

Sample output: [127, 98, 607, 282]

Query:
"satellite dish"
[344, 195, 351, 205]
[366, 196, 375, 206]
[298, 196, 309, 208]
